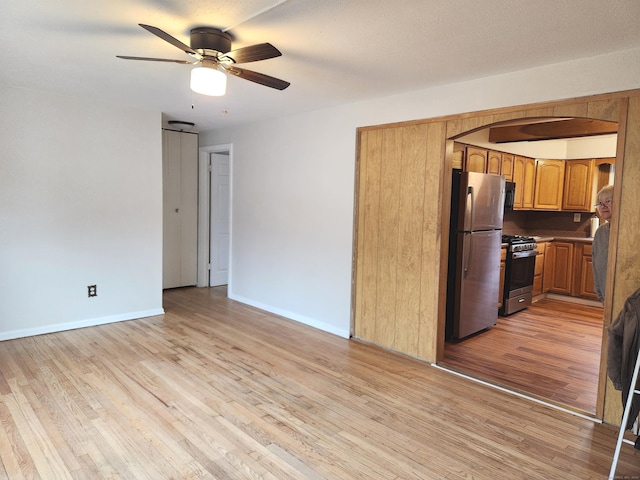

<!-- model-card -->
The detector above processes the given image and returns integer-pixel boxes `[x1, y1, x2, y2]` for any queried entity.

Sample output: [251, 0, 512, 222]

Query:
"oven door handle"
[512, 249, 538, 259]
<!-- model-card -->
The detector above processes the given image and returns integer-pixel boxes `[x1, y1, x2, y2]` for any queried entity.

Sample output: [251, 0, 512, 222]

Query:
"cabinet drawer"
[583, 244, 592, 255]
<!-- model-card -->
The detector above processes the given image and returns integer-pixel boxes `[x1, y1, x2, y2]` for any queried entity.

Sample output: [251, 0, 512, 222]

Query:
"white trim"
[197, 143, 233, 288]
[431, 363, 602, 423]
[228, 292, 351, 339]
[0, 309, 165, 342]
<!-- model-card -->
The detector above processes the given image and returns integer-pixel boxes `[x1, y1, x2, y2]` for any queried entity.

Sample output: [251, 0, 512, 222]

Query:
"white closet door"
[163, 130, 198, 289]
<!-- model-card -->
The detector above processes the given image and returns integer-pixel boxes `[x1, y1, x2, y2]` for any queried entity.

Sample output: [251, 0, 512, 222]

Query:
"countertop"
[500, 236, 593, 248]
[532, 236, 593, 243]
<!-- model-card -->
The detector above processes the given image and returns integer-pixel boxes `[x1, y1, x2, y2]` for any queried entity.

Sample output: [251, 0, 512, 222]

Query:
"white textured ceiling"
[2, 0, 640, 131]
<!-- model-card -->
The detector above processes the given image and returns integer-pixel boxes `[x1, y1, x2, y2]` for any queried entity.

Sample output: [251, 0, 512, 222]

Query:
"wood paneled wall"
[353, 89, 640, 426]
[353, 122, 445, 360]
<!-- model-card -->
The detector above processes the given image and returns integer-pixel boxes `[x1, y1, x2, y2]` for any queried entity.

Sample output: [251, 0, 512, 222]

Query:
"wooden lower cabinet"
[548, 242, 574, 295]
[533, 242, 546, 296]
[539, 240, 596, 300]
[574, 243, 598, 300]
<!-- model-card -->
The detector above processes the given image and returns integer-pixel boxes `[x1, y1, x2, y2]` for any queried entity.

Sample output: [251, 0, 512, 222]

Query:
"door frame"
[197, 143, 233, 288]
[442, 117, 617, 418]
[353, 91, 640, 424]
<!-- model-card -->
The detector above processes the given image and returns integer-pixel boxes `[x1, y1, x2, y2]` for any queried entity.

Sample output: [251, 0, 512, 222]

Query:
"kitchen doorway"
[439, 117, 616, 416]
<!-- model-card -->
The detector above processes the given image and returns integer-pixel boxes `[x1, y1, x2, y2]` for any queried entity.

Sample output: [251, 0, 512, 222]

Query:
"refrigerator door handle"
[466, 185, 474, 231]
[463, 233, 472, 274]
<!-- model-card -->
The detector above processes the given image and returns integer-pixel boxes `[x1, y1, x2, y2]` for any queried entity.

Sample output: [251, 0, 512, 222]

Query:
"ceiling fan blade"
[138, 23, 199, 57]
[225, 66, 290, 90]
[221, 43, 282, 64]
[117, 55, 193, 64]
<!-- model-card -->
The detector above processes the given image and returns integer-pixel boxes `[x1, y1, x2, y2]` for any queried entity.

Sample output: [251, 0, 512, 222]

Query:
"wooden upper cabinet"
[522, 157, 536, 209]
[459, 145, 608, 212]
[594, 157, 615, 199]
[562, 159, 594, 211]
[533, 159, 565, 210]
[465, 146, 488, 173]
[501, 153, 514, 181]
[487, 150, 502, 175]
[512, 155, 536, 209]
[512, 155, 524, 208]
[452, 142, 465, 169]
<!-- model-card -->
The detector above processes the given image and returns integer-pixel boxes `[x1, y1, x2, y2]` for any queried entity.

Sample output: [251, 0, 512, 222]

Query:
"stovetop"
[502, 235, 537, 252]
[502, 234, 536, 244]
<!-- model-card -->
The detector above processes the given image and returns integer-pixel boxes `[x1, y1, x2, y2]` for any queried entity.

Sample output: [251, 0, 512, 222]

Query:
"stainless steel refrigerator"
[446, 170, 505, 340]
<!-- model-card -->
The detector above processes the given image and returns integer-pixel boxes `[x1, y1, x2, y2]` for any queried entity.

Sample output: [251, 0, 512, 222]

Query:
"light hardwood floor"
[0, 287, 637, 479]
[443, 298, 604, 414]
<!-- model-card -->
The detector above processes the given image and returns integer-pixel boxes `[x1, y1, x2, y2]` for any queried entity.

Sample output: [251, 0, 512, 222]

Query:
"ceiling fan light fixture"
[190, 66, 227, 96]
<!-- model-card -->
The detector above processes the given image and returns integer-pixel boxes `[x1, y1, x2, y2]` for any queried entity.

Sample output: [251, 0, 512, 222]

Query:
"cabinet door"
[522, 157, 536, 209]
[533, 242, 546, 296]
[501, 153, 514, 182]
[579, 244, 598, 299]
[543, 242, 554, 293]
[533, 159, 565, 210]
[465, 146, 488, 173]
[487, 150, 502, 175]
[594, 158, 615, 203]
[562, 159, 594, 211]
[548, 242, 574, 294]
[512, 156, 525, 209]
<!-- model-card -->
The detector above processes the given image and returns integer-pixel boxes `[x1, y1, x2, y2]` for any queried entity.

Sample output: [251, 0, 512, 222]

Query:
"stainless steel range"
[500, 235, 538, 316]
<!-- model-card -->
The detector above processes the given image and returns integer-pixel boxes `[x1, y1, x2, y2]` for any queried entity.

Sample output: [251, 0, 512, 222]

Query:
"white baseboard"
[227, 292, 350, 339]
[0, 308, 165, 342]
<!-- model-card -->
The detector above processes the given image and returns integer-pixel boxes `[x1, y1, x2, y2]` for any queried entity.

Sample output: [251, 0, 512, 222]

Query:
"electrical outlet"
[573, 213, 581, 223]
[88, 285, 97, 297]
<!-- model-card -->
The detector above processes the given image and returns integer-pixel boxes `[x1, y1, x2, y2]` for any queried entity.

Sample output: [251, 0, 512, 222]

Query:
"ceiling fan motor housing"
[190, 27, 232, 54]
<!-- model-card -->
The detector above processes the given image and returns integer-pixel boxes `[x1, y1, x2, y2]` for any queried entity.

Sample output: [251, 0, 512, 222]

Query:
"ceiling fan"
[117, 24, 290, 96]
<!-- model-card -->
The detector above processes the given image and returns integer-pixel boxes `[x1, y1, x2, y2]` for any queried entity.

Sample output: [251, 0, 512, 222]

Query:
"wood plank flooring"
[0, 287, 637, 479]
[442, 298, 604, 414]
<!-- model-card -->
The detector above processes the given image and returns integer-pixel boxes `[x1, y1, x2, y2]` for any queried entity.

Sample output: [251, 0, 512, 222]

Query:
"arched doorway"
[352, 90, 640, 425]
[439, 117, 617, 416]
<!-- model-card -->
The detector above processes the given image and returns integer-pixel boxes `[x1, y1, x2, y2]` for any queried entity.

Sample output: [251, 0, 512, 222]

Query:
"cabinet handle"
[175, 208, 180, 213]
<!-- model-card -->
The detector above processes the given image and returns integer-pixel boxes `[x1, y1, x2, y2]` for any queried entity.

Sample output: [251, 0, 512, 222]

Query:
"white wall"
[199, 47, 640, 339]
[0, 85, 164, 340]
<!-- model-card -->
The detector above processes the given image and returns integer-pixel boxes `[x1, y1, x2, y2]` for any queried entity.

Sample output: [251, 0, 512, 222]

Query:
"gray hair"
[597, 184, 614, 200]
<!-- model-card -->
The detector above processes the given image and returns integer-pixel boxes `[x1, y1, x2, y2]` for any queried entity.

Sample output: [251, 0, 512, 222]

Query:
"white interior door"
[209, 153, 230, 286]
